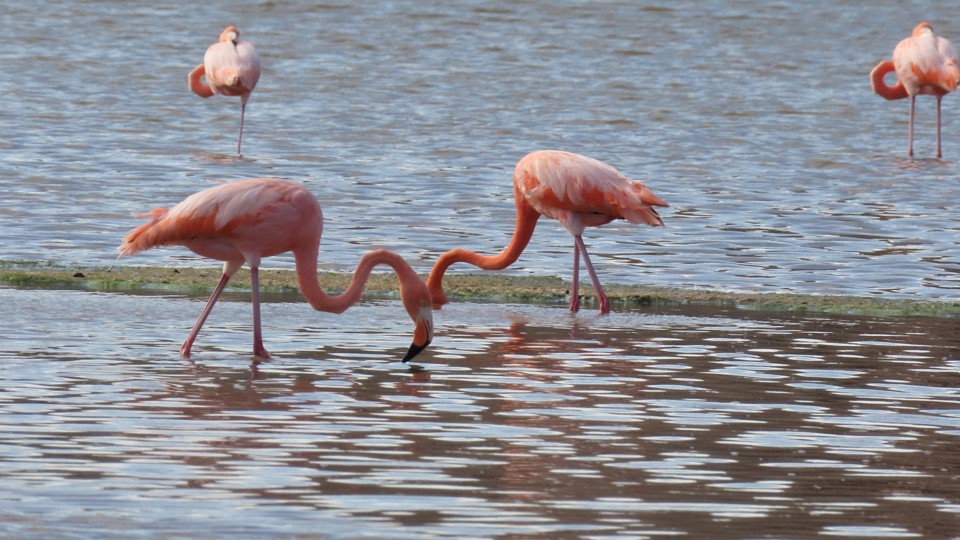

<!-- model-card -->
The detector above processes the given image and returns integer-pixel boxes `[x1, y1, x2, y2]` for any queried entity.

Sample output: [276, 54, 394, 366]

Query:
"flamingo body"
[119, 178, 433, 362]
[515, 150, 667, 233]
[427, 150, 668, 314]
[188, 26, 261, 154]
[871, 22, 960, 157]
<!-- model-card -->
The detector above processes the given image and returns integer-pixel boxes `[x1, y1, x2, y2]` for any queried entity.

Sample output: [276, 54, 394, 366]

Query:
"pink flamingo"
[188, 26, 261, 155]
[118, 178, 433, 362]
[871, 22, 960, 158]
[427, 150, 668, 314]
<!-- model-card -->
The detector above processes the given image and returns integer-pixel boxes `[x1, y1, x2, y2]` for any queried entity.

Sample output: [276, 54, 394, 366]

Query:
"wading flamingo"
[189, 25, 261, 155]
[871, 22, 960, 158]
[118, 178, 433, 362]
[427, 150, 668, 314]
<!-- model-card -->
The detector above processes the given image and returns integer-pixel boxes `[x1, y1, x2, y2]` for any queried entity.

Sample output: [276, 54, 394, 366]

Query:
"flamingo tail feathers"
[117, 209, 171, 257]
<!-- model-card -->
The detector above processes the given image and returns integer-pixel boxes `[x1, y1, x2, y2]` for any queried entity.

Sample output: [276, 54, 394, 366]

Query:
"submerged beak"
[402, 304, 434, 363]
[402, 340, 431, 363]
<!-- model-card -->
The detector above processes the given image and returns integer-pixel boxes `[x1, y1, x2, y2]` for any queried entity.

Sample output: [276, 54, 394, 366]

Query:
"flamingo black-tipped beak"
[402, 303, 434, 363]
[402, 339, 431, 363]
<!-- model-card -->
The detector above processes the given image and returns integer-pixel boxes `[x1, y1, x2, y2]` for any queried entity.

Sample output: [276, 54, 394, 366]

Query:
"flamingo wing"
[234, 40, 261, 92]
[935, 36, 960, 92]
[118, 179, 309, 258]
[894, 25, 960, 95]
[515, 150, 668, 227]
[203, 40, 260, 96]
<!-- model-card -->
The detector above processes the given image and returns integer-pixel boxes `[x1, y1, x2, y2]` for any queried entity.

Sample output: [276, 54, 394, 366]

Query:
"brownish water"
[2, 287, 959, 537]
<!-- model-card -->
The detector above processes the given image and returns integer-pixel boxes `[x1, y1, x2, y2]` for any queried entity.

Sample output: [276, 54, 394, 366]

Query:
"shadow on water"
[2, 287, 960, 537]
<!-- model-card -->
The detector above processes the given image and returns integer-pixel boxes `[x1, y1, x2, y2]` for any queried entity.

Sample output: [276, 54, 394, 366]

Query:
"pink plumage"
[428, 150, 668, 314]
[871, 22, 960, 157]
[188, 26, 261, 155]
[119, 178, 433, 362]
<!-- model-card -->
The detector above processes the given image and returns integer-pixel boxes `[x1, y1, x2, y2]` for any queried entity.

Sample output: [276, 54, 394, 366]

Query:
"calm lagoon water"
[3, 0, 960, 538]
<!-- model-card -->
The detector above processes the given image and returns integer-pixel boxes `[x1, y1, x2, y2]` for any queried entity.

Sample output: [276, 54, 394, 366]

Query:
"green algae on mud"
[1, 261, 958, 318]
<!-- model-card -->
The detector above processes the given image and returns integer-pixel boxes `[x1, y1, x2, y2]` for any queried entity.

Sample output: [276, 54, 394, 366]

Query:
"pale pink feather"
[893, 23, 960, 96]
[118, 178, 318, 262]
[515, 150, 668, 233]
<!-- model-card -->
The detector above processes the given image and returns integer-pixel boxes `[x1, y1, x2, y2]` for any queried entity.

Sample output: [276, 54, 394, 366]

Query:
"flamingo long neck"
[426, 184, 540, 296]
[871, 60, 910, 100]
[295, 248, 419, 315]
[189, 65, 215, 98]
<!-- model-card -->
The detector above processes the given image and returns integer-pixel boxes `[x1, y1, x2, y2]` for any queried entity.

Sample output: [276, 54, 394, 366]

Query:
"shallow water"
[2, 286, 960, 538]
[4, 2, 960, 538]
[2, 1, 960, 300]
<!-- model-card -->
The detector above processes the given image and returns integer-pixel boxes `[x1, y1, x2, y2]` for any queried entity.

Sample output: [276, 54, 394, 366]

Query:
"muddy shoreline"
[2, 261, 957, 318]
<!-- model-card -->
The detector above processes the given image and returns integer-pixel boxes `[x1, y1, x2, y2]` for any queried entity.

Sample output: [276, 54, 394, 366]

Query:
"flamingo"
[188, 25, 261, 155]
[871, 22, 960, 158]
[426, 150, 668, 314]
[118, 178, 433, 362]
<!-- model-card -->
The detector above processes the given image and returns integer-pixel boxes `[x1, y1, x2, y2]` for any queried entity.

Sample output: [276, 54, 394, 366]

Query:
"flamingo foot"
[569, 295, 581, 313]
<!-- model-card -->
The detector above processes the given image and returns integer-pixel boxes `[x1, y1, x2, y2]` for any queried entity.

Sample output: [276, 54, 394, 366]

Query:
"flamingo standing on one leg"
[188, 26, 261, 155]
[118, 178, 433, 362]
[871, 22, 960, 158]
[426, 150, 668, 314]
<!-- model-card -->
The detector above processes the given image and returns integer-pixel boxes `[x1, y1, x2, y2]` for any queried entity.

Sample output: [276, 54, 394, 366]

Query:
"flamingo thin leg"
[180, 272, 232, 358]
[937, 95, 943, 159]
[237, 97, 248, 155]
[249, 266, 270, 359]
[570, 241, 581, 313]
[575, 235, 610, 314]
[908, 95, 916, 157]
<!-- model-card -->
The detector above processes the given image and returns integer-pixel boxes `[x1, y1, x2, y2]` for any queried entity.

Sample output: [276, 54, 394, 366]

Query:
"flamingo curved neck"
[294, 248, 417, 314]
[426, 185, 540, 296]
[871, 60, 910, 100]
[188, 65, 215, 98]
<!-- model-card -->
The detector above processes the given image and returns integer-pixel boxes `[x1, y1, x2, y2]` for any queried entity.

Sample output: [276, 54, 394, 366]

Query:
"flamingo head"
[220, 25, 240, 44]
[402, 301, 434, 363]
[913, 22, 934, 37]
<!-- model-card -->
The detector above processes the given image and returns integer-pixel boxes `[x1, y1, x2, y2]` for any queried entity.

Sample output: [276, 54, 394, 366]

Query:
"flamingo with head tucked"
[427, 150, 668, 314]
[189, 26, 261, 155]
[871, 22, 960, 158]
[118, 178, 433, 362]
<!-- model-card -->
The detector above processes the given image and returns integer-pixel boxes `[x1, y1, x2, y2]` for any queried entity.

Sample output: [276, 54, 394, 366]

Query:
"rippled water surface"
[2, 287, 960, 538]
[4, 1, 960, 538]
[2, 1, 959, 299]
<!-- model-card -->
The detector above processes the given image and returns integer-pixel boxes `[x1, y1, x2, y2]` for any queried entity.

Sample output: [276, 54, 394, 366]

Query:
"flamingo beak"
[402, 340, 431, 363]
[402, 304, 434, 363]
